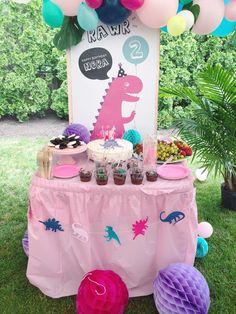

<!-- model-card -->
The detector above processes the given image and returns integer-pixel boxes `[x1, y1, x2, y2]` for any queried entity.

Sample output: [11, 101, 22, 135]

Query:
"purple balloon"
[63, 124, 90, 144]
[154, 263, 210, 314]
[22, 230, 29, 257]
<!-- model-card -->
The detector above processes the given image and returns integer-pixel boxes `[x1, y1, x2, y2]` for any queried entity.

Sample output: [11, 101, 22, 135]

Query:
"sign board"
[67, 14, 160, 140]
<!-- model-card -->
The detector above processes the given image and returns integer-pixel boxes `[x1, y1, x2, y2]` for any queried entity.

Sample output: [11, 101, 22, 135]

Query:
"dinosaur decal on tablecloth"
[132, 217, 149, 240]
[39, 218, 64, 232]
[90, 65, 143, 140]
[104, 226, 121, 245]
[160, 211, 185, 225]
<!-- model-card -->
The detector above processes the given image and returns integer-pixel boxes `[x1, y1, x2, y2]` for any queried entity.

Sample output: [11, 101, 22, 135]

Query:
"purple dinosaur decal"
[90, 75, 143, 140]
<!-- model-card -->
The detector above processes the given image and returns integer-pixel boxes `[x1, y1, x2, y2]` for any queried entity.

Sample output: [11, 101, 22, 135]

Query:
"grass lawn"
[0, 138, 236, 314]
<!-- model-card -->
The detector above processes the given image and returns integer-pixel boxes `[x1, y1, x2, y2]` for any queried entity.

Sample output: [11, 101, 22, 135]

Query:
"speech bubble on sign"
[78, 48, 113, 80]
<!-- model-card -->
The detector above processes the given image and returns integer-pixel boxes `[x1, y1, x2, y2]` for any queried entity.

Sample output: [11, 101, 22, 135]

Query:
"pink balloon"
[121, 0, 144, 10]
[136, 0, 178, 29]
[225, 0, 236, 22]
[198, 222, 213, 239]
[52, 0, 82, 16]
[192, 0, 224, 35]
[85, 0, 103, 9]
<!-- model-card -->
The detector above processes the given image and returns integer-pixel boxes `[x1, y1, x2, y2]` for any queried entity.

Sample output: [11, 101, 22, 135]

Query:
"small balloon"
[77, 2, 99, 31]
[167, 15, 186, 36]
[96, 0, 131, 25]
[12, 0, 31, 3]
[136, 0, 179, 29]
[192, 0, 224, 35]
[195, 168, 208, 182]
[42, 0, 64, 28]
[120, 0, 144, 10]
[85, 0, 103, 9]
[123, 36, 149, 65]
[198, 222, 213, 239]
[212, 18, 236, 37]
[179, 0, 192, 4]
[52, 0, 82, 16]
[224, 0, 231, 4]
[178, 10, 194, 31]
[225, 0, 236, 22]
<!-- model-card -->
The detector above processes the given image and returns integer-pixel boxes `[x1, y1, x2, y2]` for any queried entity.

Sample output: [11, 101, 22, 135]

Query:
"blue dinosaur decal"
[104, 226, 121, 245]
[39, 218, 64, 232]
[160, 211, 185, 225]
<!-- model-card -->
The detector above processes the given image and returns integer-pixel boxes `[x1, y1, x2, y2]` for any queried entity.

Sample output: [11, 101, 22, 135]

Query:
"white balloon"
[12, 0, 31, 3]
[177, 10, 195, 31]
[195, 168, 208, 182]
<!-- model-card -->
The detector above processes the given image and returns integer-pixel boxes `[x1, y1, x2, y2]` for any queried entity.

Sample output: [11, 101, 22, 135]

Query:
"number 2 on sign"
[129, 40, 144, 60]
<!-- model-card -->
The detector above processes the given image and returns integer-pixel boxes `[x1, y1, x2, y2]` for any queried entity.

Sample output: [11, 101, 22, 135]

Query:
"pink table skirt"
[27, 169, 198, 298]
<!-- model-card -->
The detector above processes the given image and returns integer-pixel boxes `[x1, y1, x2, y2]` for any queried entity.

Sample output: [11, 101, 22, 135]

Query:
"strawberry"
[183, 147, 192, 156]
[180, 150, 186, 157]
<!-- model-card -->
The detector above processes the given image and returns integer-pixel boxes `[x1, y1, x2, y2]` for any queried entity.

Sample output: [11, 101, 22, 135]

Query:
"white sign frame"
[67, 14, 160, 140]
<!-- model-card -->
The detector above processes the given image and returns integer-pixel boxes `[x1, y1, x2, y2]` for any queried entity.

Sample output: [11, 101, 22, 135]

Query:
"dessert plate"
[157, 164, 190, 180]
[53, 164, 80, 178]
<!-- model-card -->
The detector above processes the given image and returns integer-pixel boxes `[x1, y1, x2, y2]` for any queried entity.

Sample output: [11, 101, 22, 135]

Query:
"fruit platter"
[133, 139, 192, 163]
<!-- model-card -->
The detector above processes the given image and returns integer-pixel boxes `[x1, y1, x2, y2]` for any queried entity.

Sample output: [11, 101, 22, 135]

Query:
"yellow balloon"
[167, 15, 186, 36]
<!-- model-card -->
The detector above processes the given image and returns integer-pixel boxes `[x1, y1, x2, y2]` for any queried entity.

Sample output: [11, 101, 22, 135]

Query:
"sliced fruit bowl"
[157, 139, 192, 163]
[133, 139, 192, 163]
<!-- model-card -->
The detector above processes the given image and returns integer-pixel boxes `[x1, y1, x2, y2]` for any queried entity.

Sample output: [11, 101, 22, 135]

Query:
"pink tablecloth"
[26, 165, 198, 298]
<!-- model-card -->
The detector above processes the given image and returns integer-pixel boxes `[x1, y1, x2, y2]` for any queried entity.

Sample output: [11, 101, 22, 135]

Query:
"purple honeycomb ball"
[154, 263, 210, 314]
[22, 230, 29, 257]
[63, 124, 90, 144]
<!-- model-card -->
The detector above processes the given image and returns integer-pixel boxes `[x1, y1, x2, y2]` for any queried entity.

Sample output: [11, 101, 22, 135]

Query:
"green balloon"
[42, 0, 64, 28]
[179, 0, 192, 4]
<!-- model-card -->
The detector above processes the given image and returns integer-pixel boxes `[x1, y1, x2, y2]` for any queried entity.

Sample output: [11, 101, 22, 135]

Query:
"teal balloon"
[42, 0, 64, 28]
[123, 36, 149, 65]
[196, 237, 208, 258]
[212, 18, 236, 37]
[179, 0, 192, 4]
[77, 2, 99, 31]
[224, 0, 231, 4]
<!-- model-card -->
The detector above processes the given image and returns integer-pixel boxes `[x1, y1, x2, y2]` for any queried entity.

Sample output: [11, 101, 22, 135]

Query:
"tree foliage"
[0, 0, 235, 123]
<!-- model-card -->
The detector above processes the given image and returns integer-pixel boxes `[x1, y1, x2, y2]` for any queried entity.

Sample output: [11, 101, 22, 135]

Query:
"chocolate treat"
[146, 170, 158, 182]
[79, 170, 92, 182]
[48, 135, 82, 149]
[95, 168, 108, 186]
[113, 168, 126, 185]
[130, 167, 144, 185]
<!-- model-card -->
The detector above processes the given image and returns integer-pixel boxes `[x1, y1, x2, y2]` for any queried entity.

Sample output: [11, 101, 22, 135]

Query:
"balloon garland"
[12, 0, 236, 50]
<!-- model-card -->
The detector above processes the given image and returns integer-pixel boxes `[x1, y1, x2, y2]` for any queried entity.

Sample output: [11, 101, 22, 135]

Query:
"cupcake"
[113, 168, 127, 185]
[146, 170, 158, 182]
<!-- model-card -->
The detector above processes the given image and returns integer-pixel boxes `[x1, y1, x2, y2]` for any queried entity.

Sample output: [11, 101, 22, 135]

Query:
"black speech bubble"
[78, 48, 113, 80]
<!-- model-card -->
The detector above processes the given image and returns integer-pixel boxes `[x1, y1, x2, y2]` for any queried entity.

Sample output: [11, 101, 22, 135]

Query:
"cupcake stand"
[26, 151, 198, 298]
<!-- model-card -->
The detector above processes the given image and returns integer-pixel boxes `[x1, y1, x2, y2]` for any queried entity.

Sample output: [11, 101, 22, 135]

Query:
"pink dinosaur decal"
[132, 217, 149, 240]
[90, 75, 143, 140]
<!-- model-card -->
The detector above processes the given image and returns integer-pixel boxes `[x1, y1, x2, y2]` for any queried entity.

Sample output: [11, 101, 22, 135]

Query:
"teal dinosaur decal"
[160, 211, 185, 225]
[104, 226, 121, 245]
[39, 218, 64, 232]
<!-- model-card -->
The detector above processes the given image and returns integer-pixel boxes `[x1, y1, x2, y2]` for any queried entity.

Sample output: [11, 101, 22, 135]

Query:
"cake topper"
[118, 63, 127, 77]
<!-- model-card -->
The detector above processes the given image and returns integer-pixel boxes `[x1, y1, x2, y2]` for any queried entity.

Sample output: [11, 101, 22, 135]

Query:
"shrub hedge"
[0, 0, 235, 127]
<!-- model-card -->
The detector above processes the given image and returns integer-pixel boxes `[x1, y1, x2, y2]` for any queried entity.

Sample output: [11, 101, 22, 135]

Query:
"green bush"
[0, 1, 235, 124]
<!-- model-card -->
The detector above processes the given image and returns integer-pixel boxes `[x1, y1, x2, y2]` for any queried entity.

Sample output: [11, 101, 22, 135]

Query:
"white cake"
[87, 139, 133, 162]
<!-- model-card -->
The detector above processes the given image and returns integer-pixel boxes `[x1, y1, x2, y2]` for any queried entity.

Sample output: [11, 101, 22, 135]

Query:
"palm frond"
[159, 86, 203, 106]
[198, 65, 236, 108]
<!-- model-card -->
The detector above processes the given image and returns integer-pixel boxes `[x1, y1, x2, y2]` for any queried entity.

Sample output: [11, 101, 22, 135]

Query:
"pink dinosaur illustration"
[132, 217, 149, 240]
[90, 75, 143, 140]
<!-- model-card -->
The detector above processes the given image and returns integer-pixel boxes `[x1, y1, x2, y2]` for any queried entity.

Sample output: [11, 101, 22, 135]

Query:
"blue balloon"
[224, 0, 231, 4]
[96, 0, 131, 26]
[212, 18, 236, 37]
[123, 36, 149, 65]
